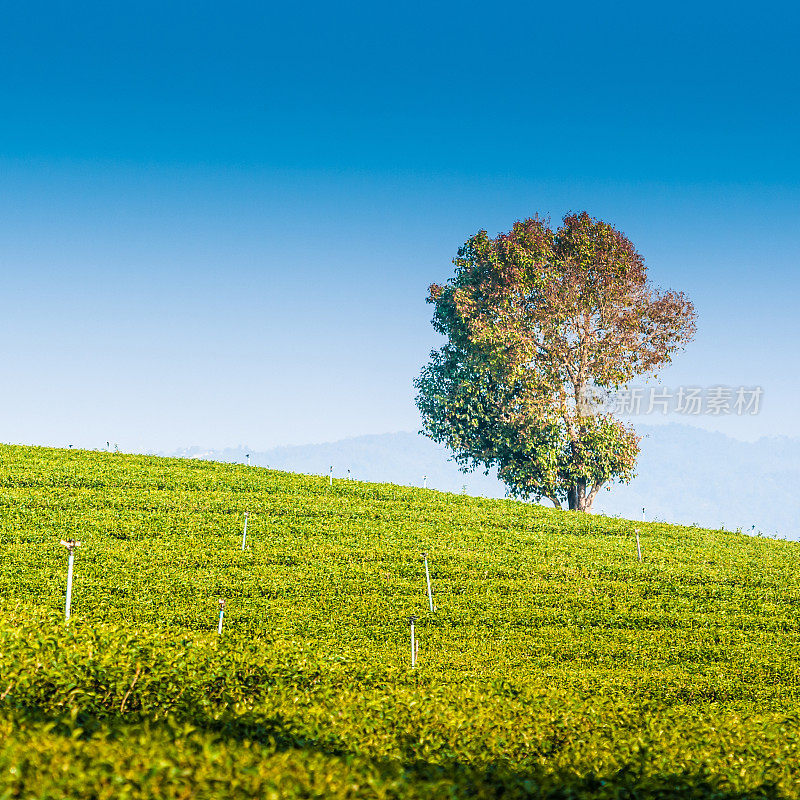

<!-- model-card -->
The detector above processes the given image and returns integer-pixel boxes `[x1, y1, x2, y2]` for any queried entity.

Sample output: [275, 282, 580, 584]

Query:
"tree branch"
[586, 482, 604, 510]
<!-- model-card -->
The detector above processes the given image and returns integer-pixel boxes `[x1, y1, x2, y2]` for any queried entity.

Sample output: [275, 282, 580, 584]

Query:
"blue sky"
[1, 1, 798, 451]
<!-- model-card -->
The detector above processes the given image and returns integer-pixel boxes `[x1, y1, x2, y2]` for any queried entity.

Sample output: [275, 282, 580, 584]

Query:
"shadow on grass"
[4, 703, 790, 799]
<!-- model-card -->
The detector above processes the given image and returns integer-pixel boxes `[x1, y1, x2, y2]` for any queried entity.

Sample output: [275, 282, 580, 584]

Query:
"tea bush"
[0, 444, 799, 798]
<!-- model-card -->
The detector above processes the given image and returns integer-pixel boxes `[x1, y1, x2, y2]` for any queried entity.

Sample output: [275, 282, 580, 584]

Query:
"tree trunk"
[568, 479, 595, 512]
[576, 478, 586, 510]
[584, 482, 604, 513]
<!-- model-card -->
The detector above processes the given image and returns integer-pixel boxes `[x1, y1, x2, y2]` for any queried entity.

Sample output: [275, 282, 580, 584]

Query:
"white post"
[218, 600, 225, 634]
[347, 469, 350, 480]
[329, 466, 333, 486]
[246, 454, 250, 467]
[423, 552, 434, 612]
[409, 616, 417, 667]
[66, 550, 75, 618]
[61, 540, 82, 621]
[242, 511, 249, 550]
[635, 528, 642, 562]
[423, 475, 427, 489]
[642, 507, 646, 523]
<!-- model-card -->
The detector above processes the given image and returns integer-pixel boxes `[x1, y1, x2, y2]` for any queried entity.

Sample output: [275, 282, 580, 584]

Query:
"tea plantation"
[1, 443, 799, 798]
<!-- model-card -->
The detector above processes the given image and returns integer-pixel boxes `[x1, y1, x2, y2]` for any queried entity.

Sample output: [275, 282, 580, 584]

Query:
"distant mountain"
[170, 433, 504, 497]
[169, 424, 800, 540]
[592, 425, 800, 539]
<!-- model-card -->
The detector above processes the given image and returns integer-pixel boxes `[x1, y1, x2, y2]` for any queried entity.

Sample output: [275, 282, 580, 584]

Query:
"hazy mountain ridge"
[170, 433, 504, 497]
[169, 424, 800, 540]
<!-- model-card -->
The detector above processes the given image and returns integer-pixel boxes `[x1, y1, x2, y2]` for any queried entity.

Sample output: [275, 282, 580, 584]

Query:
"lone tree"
[415, 212, 696, 512]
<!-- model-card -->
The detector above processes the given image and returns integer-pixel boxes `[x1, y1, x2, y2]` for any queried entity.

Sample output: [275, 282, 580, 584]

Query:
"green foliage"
[1, 444, 799, 798]
[415, 347, 638, 505]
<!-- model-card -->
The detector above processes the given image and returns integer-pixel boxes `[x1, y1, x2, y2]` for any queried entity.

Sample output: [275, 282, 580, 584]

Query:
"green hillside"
[1, 444, 799, 799]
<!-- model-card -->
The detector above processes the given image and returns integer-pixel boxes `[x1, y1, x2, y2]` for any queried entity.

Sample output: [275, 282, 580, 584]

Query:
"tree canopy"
[415, 212, 696, 511]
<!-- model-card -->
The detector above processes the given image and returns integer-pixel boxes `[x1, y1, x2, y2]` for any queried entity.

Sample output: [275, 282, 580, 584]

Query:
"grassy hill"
[1, 443, 799, 798]
[170, 424, 800, 539]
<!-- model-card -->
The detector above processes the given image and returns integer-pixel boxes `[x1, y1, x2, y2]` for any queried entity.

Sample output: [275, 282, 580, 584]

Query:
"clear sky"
[1, 1, 798, 451]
